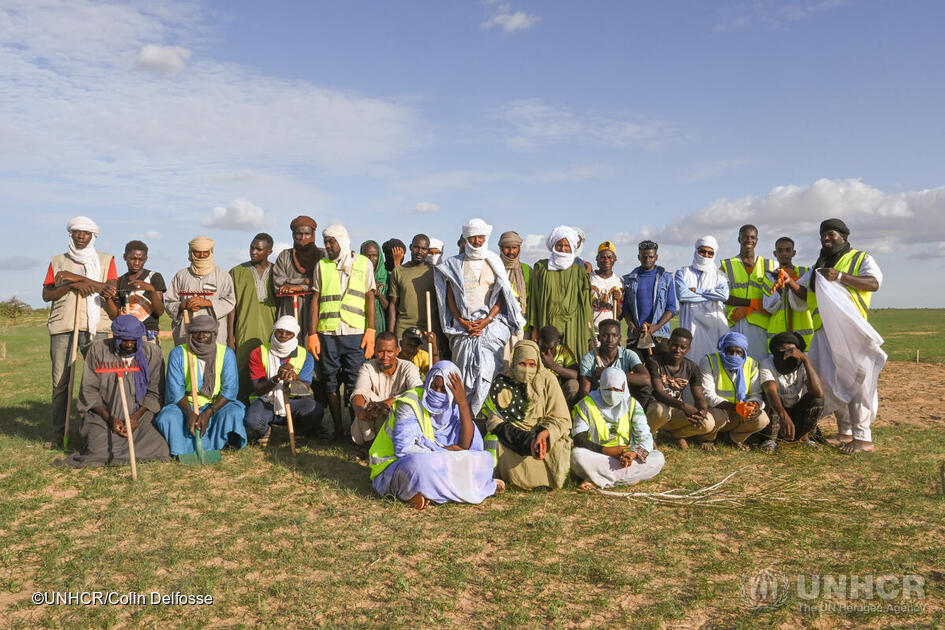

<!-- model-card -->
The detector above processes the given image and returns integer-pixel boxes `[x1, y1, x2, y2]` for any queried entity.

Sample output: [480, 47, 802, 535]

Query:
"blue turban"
[111, 314, 150, 404]
[717, 332, 749, 402]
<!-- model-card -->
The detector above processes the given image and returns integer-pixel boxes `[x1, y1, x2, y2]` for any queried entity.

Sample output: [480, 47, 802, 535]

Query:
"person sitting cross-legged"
[757, 332, 825, 453]
[154, 314, 247, 456]
[244, 316, 324, 446]
[570, 366, 665, 490]
[369, 361, 502, 509]
[537, 324, 580, 406]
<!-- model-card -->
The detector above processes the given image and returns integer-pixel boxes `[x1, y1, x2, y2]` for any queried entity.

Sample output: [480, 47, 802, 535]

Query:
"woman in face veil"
[371, 360, 501, 509]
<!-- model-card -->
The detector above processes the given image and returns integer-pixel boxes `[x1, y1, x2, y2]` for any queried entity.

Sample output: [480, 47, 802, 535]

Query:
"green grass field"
[1, 310, 943, 628]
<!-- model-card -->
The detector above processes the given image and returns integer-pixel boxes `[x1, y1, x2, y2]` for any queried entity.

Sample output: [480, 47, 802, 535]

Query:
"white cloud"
[145, 230, 162, 239]
[481, 2, 539, 33]
[687, 158, 750, 181]
[497, 99, 674, 151]
[202, 199, 265, 231]
[715, 0, 850, 32]
[520, 233, 547, 261]
[272, 241, 293, 256]
[654, 178, 945, 260]
[412, 201, 439, 214]
[135, 44, 192, 76]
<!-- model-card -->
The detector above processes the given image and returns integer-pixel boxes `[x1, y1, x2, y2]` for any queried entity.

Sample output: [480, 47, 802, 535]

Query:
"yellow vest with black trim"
[720, 256, 776, 329]
[706, 352, 759, 403]
[572, 395, 636, 447]
[182, 343, 227, 408]
[762, 265, 814, 349]
[806, 249, 872, 331]
[248, 344, 309, 403]
[317, 255, 371, 333]
[368, 387, 431, 480]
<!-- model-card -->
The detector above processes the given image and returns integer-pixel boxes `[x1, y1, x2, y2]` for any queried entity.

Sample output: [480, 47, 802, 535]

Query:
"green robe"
[527, 259, 593, 359]
[230, 262, 278, 402]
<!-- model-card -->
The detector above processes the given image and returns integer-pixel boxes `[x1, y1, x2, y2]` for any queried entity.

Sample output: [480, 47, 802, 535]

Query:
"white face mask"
[549, 249, 576, 271]
[465, 239, 488, 261]
[426, 253, 441, 265]
[601, 389, 623, 407]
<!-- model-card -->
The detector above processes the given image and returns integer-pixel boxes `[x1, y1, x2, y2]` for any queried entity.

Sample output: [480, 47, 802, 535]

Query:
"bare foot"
[578, 480, 598, 491]
[493, 479, 506, 494]
[825, 434, 854, 447]
[733, 441, 751, 452]
[699, 441, 717, 452]
[674, 437, 689, 450]
[839, 440, 874, 454]
[406, 493, 429, 510]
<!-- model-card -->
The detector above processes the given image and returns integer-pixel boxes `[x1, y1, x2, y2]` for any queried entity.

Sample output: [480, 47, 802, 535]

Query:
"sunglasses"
[638, 240, 658, 250]
[697, 248, 714, 256]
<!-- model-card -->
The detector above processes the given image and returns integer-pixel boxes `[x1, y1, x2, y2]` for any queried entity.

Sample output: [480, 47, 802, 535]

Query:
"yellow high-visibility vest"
[763, 265, 814, 350]
[571, 395, 636, 447]
[182, 343, 227, 408]
[806, 249, 872, 331]
[317, 255, 370, 332]
[720, 256, 776, 329]
[368, 387, 430, 480]
[706, 352, 759, 403]
[248, 345, 309, 403]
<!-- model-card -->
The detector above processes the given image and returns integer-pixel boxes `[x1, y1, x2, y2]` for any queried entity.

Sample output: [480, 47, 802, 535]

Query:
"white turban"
[65, 215, 103, 332]
[266, 315, 301, 417]
[426, 238, 444, 265]
[546, 225, 579, 271]
[67, 216, 100, 235]
[462, 218, 492, 261]
[692, 235, 719, 273]
[323, 224, 353, 271]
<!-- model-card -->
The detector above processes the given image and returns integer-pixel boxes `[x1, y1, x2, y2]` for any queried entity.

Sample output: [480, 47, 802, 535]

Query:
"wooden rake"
[94, 360, 142, 481]
[281, 289, 313, 320]
[177, 290, 214, 328]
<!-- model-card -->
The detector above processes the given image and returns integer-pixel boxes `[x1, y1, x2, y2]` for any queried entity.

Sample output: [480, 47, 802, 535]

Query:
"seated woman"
[369, 361, 502, 510]
[478, 340, 572, 490]
[571, 366, 665, 489]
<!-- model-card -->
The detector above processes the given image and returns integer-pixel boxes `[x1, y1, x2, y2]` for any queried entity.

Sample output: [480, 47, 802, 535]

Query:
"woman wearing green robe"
[360, 240, 388, 333]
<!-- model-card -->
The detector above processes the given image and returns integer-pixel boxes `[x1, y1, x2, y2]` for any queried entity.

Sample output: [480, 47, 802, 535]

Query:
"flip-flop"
[407, 493, 429, 510]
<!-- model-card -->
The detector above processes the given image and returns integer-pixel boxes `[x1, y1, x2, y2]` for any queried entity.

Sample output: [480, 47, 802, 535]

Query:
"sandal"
[759, 439, 777, 454]
[407, 493, 429, 510]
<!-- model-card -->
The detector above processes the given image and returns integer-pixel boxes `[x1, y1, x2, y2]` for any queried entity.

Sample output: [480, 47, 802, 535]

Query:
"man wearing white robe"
[434, 218, 525, 415]
[675, 236, 730, 364]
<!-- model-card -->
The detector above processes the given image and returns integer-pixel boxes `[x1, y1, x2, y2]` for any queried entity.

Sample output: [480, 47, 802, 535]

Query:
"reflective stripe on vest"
[317, 255, 370, 333]
[763, 265, 814, 350]
[183, 343, 228, 409]
[706, 352, 759, 403]
[248, 345, 309, 403]
[368, 387, 431, 480]
[573, 395, 635, 447]
[807, 249, 871, 331]
[721, 256, 775, 329]
[483, 432, 498, 467]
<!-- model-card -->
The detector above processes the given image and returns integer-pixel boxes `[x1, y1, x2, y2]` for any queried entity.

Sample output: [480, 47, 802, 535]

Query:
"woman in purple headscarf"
[369, 360, 502, 509]
[54, 315, 170, 468]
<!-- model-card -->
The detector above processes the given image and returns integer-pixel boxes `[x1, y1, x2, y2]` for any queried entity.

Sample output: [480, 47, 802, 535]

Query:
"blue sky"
[2, 0, 944, 307]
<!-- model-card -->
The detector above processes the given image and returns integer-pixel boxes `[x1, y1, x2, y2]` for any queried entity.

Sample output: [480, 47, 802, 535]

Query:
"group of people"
[43, 212, 885, 509]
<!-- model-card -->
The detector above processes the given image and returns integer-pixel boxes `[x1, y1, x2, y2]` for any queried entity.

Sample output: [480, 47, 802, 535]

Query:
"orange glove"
[730, 306, 751, 322]
[750, 299, 768, 317]
[735, 401, 759, 419]
[307, 334, 320, 360]
[361, 328, 376, 359]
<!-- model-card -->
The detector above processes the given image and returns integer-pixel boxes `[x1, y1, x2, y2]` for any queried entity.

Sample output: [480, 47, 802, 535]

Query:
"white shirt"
[759, 358, 808, 407]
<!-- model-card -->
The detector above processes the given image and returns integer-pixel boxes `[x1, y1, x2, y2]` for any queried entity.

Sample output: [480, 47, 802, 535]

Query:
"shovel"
[177, 342, 222, 465]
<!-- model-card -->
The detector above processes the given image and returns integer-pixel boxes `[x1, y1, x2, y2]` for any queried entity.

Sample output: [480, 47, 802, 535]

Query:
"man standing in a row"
[309, 224, 377, 439]
[388, 233, 441, 346]
[273, 215, 322, 339]
[720, 224, 775, 361]
[165, 236, 236, 346]
[43, 216, 118, 448]
[228, 233, 278, 403]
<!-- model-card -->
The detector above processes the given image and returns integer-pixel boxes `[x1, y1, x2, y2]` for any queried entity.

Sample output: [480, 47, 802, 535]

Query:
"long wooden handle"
[182, 309, 200, 414]
[293, 295, 299, 321]
[116, 375, 138, 482]
[63, 291, 83, 449]
[425, 292, 434, 361]
[283, 381, 297, 460]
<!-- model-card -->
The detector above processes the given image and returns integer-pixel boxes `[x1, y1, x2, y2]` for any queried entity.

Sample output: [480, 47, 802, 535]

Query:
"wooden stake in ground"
[425, 291, 434, 362]
[283, 380, 297, 461]
[63, 291, 82, 450]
